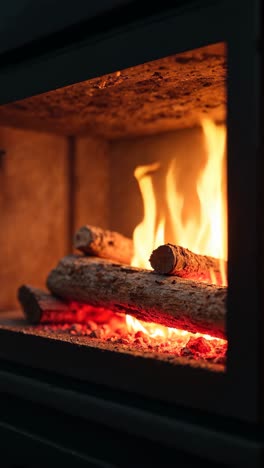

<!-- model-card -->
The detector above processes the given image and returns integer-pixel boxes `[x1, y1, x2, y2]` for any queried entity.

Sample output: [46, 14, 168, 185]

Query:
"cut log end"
[149, 244, 178, 274]
[18, 285, 47, 324]
[74, 226, 93, 251]
[150, 243, 226, 285]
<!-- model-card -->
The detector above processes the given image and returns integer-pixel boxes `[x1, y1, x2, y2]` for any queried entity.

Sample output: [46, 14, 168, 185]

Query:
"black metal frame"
[0, 360, 262, 467]
[0, 0, 262, 425]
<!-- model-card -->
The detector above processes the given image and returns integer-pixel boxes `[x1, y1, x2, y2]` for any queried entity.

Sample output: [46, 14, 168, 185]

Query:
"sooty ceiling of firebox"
[0, 43, 226, 139]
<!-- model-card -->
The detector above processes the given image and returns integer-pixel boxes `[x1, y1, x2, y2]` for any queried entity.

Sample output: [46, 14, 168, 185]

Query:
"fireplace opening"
[0, 42, 227, 372]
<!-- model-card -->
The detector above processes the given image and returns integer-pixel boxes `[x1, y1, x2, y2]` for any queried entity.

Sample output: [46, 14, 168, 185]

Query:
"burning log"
[74, 225, 133, 264]
[149, 243, 226, 283]
[18, 284, 117, 325]
[47, 255, 227, 338]
[18, 285, 71, 324]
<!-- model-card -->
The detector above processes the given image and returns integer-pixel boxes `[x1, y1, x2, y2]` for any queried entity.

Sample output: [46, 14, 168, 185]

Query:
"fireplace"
[0, 0, 263, 466]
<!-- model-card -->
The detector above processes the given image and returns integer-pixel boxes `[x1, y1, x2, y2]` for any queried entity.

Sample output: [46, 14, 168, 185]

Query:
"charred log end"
[73, 225, 93, 252]
[149, 244, 176, 274]
[17, 285, 42, 324]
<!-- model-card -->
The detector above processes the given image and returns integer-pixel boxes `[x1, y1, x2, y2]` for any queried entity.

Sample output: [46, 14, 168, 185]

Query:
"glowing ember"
[39, 302, 117, 324]
[37, 305, 227, 364]
[125, 314, 224, 344]
[124, 314, 226, 363]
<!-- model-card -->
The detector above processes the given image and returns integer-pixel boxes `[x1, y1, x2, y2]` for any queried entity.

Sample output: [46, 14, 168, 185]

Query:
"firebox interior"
[0, 42, 227, 371]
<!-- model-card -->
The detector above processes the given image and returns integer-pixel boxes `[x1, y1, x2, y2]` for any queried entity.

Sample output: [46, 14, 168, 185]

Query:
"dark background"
[0, 0, 133, 55]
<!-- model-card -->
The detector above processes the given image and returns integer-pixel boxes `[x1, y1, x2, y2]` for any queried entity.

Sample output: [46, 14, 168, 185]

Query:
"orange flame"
[131, 119, 227, 278]
[131, 162, 165, 268]
[166, 119, 227, 285]
[126, 314, 226, 344]
[129, 118, 227, 338]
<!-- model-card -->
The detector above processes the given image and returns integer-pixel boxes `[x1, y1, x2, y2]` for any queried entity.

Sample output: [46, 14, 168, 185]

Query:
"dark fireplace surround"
[0, 1, 263, 466]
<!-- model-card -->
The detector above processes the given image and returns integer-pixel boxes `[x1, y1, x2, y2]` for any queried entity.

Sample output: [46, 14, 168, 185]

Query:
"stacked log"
[18, 225, 227, 339]
[46, 255, 226, 338]
[18, 285, 113, 324]
[74, 225, 133, 265]
[149, 243, 226, 283]
[18, 285, 71, 324]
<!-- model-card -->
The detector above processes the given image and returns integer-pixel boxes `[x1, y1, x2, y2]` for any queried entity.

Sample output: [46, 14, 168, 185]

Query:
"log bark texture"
[18, 285, 71, 324]
[47, 255, 226, 338]
[150, 243, 226, 283]
[74, 225, 133, 265]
